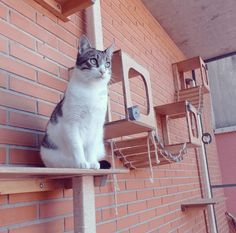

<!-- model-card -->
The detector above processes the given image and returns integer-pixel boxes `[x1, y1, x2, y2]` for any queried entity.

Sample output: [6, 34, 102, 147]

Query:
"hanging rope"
[153, 131, 187, 163]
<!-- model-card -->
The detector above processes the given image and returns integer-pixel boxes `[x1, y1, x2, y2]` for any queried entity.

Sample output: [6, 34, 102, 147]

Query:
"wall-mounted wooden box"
[172, 56, 210, 94]
[104, 50, 156, 140]
[34, 0, 95, 21]
[154, 101, 202, 153]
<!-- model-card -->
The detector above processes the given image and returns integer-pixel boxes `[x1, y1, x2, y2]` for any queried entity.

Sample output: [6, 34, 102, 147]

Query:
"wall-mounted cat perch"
[105, 50, 156, 140]
[172, 56, 210, 113]
[104, 51, 202, 169]
[33, 0, 95, 21]
[0, 167, 128, 233]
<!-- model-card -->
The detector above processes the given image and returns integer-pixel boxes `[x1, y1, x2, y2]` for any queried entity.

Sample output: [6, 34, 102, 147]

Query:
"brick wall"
[0, 0, 229, 232]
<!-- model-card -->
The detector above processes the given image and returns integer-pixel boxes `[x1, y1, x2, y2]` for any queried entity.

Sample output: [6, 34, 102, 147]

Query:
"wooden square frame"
[173, 56, 210, 94]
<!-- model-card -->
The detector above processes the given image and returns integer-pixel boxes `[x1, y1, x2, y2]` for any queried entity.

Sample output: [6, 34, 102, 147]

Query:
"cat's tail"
[99, 160, 111, 169]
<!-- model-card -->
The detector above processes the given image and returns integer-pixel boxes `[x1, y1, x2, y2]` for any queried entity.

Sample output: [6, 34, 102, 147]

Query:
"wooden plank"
[34, 0, 68, 21]
[114, 136, 147, 149]
[60, 0, 95, 17]
[73, 176, 96, 233]
[0, 178, 71, 195]
[104, 119, 154, 139]
[154, 101, 187, 116]
[176, 56, 201, 72]
[0, 167, 128, 179]
[181, 197, 225, 211]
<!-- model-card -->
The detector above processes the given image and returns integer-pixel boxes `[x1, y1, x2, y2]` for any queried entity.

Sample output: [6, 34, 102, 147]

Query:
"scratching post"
[73, 176, 96, 233]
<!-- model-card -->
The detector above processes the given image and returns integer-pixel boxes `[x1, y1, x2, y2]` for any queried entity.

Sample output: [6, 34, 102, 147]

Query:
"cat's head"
[75, 35, 114, 85]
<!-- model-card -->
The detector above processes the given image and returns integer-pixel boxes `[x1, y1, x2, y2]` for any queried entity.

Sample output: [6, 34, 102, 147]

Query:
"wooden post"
[72, 176, 96, 233]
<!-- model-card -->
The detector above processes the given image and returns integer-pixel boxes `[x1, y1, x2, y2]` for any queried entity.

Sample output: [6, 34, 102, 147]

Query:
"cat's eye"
[90, 58, 97, 66]
[105, 62, 111, 68]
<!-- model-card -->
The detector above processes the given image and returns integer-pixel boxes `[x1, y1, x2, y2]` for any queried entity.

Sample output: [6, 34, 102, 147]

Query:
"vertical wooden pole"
[73, 176, 96, 233]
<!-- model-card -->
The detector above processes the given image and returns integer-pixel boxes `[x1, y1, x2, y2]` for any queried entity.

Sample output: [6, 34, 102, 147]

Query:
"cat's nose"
[99, 69, 105, 76]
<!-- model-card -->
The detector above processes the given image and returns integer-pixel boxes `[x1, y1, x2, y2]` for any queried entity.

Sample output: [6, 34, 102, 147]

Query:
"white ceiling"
[142, 0, 236, 60]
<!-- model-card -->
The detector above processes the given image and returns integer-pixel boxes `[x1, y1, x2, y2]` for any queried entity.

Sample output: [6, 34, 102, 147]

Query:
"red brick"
[95, 194, 114, 208]
[59, 67, 70, 80]
[10, 43, 58, 75]
[0, 194, 7, 205]
[1, 0, 36, 20]
[117, 191, 137, 204]
[0, 90, 37, 113]
[0, 71, 8, 88]
[37, 42, 74, 67]
[9, 111, 48, 131]
[9, 148, 43, 165]
[117, 214, 139, 230]
[0, 109, 7, 125]
[126, 180, 145, 190]
[38, 101, 55, 117]
[128, 200, 147, 213]
[37, 13, 77, 47]
[0, 128, 37, 147]
[64, 216, 73, 231]
[137, 189, 154, 200]
[9, 219, 64, 233]
[0, 205, 37, 227]
[38, 71, 67, 92]
[0, 147, 6, 164]
[97, 221, 116, 233]
[0, 55, 36, 80]
[96, 209, 102, 222]
[0, 20, 35, 50]
[9, 190, 63, 203]
[10, 10, 57, 48]
[0, 36, 8, 53]
[0, 2, 7, 20]
[130, 222, 149, 233]
[147, 197, 162, 208]
[10, 76, 61, 104]
[139, 209, 156, 222]
[39, 199, 73, 218]
[63, 188, 73, 198]
[58, 19, 82, 37]
[102, 205, 127, 221]
[58, 40, 77, 59]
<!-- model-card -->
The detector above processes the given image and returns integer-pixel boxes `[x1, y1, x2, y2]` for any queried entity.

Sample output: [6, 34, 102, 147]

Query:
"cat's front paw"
[77, 161, 90, 169]
[89, 161, 100, 169]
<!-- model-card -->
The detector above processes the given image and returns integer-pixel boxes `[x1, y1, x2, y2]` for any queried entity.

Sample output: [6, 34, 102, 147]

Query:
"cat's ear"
[78, 35, 91, 54]
[105, 41, 115, 58]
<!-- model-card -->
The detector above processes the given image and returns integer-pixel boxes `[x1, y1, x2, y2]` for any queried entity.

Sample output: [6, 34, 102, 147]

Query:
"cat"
[40, 35, 114, 169]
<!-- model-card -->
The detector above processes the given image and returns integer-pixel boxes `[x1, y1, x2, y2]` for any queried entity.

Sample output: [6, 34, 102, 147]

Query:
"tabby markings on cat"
[40, 35, 114, 169]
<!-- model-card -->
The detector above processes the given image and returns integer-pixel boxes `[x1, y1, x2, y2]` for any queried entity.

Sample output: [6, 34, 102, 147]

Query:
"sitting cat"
[40, 35, 114, 169]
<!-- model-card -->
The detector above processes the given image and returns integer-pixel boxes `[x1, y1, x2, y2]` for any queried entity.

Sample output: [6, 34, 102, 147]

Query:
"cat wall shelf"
[172, 56, 210, 113]
[181, 197, 225, 211]
[0, 167, 128, 233]
[104, 51, 202, 169]
[33, 0, 95, 21]
[104, 49, 156, 140]
[154, 100, 202, 152]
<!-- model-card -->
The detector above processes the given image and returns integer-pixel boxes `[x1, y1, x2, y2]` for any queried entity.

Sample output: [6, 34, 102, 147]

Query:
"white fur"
[40, 66, 110, 169]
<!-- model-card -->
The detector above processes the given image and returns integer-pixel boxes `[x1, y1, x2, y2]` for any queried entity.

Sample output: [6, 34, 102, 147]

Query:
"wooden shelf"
[0, 167, 127, 179]
[0, 167, 128, 194]
[172, 56, 210, 95]
[154, 101, 202, 152]
[181, 197, 225, 211]
[34, 0, 95, 21]
[0, 166, 128, 232]
[104, 119, 154, 140]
